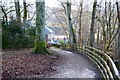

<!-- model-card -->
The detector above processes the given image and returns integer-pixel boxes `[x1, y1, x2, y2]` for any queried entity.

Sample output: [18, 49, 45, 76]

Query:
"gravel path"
[47, 47, 102, 78]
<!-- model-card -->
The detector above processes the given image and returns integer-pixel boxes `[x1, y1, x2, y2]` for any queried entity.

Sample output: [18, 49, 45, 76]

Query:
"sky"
[22, 0, 116, 10]
[1, 0, 116, 8]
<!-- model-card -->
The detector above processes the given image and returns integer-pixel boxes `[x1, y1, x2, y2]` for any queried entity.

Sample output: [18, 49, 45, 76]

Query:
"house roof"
[47, 26, 65, 35]
[45, 26, 54, 34]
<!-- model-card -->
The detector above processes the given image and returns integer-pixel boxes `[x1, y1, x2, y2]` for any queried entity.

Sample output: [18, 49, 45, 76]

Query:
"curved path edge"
[47, 47, 103, 78]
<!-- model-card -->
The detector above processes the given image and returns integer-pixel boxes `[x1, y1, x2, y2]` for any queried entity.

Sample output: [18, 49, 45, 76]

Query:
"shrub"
[2, 19, 35, 48]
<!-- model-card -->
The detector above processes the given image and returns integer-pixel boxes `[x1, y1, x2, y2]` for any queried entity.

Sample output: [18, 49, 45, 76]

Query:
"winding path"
[48, 47, 102, 78]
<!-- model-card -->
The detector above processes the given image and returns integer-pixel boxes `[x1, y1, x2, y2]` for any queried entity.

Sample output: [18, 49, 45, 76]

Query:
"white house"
[45, 26, 55, 41]
[46, 26, 67, 41]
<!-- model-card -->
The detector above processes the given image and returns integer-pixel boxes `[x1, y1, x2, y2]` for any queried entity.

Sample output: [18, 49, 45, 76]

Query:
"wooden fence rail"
[61, 44, 120, 80]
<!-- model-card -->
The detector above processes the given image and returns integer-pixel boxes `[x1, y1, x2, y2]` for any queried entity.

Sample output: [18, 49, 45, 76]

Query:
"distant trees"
[103, 1, 119, 51]
[95, 1, 119, 52]
[54, 0, 76, 47]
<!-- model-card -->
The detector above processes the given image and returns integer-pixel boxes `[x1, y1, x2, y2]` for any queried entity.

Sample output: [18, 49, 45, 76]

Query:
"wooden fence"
[62, 44, 120, 80]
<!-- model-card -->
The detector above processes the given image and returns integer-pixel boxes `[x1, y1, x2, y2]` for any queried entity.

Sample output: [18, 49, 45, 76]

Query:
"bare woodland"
[1, 0, 120, 78]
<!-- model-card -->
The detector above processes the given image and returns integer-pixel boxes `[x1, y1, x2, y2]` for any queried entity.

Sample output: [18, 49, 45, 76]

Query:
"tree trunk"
[23, 0, 27, 33]
[97, 21, 100, 47]
[14, 0, 21, 27]
[78, 1, 83, 46]
[32, 0, 47, 54]
[96, 5, 102, 48]
[116, 1, 120, 71]
[66, 0, 76, 47]
[89, 0, 97, 47]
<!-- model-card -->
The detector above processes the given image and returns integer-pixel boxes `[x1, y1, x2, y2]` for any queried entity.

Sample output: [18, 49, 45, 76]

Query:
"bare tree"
[78, 0, 83, 46]
[98, 1, 119, 52]
[89, 0, 97, 47]
[1, 6, 7, 23]
[66, 0, 76, 47]
[116, 0, 120, 70]
[14, 0, 21, 27]
[52, 8, 68, 39]
[23, 0, 27, 31]
[96, 4, 101, 48]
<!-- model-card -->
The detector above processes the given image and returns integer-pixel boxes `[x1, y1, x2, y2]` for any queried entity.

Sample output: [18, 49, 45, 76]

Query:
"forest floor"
[2, 48, 60, 78]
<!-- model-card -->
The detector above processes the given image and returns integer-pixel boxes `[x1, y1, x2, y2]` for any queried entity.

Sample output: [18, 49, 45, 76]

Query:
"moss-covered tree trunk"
[32, 0, 47, 54]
